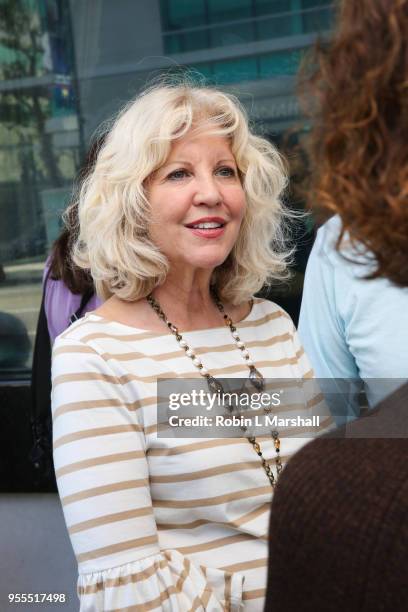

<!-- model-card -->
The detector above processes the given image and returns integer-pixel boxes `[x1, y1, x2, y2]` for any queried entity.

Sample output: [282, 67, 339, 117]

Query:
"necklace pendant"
[249, 366, 265, 391]
[206, 375, 224, 395]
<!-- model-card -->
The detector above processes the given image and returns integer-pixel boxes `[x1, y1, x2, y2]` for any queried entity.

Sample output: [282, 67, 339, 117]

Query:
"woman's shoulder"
[252, 296, 290, 313]
[250, 297, 294, 330]
[53, 313, 111, 347]
[52, 310, 147, 355]
[52, 297, 175, 358]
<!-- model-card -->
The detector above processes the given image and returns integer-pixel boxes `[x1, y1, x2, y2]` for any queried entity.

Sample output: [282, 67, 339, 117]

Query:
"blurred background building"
[0, 0, 333, 378]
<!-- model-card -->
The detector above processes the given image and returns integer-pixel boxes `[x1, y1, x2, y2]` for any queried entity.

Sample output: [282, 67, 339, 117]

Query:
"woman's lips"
[186, 226, 226, 239]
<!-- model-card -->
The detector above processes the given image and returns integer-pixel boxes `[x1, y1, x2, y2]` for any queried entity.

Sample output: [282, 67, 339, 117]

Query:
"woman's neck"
[151, 277, 221, 330]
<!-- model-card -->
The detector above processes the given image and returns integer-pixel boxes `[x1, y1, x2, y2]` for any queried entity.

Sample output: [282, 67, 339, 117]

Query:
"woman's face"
[147, 131, 246, 274]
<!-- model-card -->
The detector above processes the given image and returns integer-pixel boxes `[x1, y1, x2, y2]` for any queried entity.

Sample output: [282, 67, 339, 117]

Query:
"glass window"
[184, 29, 210, 51]
[256, 13, 295, 40]
[302, 5, 333, 33]
[0, 0, 80, 377]
[161, 0, 206, 31]
[210, 22, 254, 48]
[166, 29, 209, 53]
[189, 63, 214, 80]
[254, 0, 289, 17]
[259, 49, 303, 78]
[213, 57, 258, 84]
[302, 0, 332, 8]
[207, 0, 252, 23]
[164, 33, 183, 54]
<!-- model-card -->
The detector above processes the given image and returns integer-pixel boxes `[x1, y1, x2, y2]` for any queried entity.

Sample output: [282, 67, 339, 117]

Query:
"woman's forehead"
[166, 131, 234, 161]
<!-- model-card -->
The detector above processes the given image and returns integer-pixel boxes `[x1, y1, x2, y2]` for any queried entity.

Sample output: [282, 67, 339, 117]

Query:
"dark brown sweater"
[265, 382, 408, 612]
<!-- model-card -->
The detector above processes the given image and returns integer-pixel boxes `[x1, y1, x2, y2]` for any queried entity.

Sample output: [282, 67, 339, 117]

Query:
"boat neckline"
[84, 298, 260, 336]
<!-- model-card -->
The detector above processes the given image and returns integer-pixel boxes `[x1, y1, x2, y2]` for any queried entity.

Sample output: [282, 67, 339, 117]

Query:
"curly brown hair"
[300, 0, 408, 286]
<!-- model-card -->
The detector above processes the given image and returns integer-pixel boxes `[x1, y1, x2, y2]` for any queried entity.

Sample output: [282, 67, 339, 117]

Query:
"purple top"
[43, 257, 102, 344]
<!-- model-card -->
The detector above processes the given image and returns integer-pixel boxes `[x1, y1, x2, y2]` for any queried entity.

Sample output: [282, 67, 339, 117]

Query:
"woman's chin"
[185, 254, 229, 271]
[167, 247, 231, 272]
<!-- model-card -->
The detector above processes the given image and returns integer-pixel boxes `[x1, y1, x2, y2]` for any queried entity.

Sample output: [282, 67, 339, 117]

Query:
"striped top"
[51, 298, 327, 611]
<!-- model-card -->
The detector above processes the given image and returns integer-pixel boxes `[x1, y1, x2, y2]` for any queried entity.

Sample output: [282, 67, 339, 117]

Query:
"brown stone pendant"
[249, 366, 265, 391]
[206, 375, 224, 395]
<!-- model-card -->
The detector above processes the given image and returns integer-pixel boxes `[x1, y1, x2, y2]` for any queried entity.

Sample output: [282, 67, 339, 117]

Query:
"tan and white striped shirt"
[52, 298, 326, 611]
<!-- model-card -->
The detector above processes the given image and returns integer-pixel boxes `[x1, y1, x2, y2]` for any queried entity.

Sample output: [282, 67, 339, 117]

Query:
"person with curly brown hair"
[298, 0, 408, 412]
[265, 4, 408, 610]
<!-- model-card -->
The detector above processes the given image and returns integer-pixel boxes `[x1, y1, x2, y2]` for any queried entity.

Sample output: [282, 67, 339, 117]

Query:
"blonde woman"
[52, 82, 325, 611]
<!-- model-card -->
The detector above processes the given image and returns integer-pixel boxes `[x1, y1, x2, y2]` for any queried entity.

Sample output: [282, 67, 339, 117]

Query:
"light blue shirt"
[299, 215, 408, 411]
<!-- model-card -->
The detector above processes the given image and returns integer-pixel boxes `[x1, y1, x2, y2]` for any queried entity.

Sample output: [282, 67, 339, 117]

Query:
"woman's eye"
[167, 169, 189, 181]
[216, 166, 236, 177]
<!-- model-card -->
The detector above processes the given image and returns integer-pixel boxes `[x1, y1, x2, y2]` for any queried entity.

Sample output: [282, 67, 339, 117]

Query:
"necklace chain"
[146, 291, 282, 488]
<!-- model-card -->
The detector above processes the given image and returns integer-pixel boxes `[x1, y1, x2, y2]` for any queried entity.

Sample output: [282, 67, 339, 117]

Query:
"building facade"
[0, 0, 333, 376]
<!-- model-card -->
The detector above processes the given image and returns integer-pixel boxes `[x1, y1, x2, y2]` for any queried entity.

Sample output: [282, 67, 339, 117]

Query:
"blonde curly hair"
[70, 79, 292, 304]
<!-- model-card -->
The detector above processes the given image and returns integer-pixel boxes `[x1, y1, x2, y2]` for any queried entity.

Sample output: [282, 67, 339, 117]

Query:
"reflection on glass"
[0, 0, 333, 375]
[162, 0, 333, 54]
[0, 0, 81, 375]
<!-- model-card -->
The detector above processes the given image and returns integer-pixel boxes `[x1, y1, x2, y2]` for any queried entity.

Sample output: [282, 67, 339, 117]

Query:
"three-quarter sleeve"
[51, 335, 244, 611]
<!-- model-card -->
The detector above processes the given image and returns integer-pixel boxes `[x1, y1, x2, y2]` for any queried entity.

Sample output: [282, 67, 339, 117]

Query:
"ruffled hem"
[77, 549, 244, 611]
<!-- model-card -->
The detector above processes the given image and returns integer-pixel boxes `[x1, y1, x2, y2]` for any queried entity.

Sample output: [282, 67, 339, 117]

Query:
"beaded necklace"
[146, 291, 282, 488]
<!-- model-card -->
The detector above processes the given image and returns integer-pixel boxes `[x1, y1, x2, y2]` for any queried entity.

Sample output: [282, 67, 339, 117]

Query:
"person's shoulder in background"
[299, 212, 408, 384]
[298, 215, 361, 380]
[42, 255, 101, 344]
[315, 214, 378, 278]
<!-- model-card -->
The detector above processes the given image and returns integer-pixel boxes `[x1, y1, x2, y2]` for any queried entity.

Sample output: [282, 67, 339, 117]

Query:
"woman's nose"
[192, 175, 222, 207]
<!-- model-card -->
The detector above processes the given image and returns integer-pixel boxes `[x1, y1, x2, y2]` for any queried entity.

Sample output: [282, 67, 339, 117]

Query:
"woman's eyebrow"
[217, 158, 236, 164]
[162, 160, 192, 169]
[163, 158, 236, 168]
